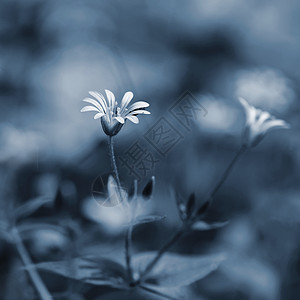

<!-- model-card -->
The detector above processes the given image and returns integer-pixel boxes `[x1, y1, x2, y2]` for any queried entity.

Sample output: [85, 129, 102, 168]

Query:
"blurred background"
[0, 0, 300, 299]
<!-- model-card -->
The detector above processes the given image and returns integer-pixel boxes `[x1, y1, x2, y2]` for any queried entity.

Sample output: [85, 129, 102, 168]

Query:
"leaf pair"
[132, 252, 227, 287]
[103, 176, 155, 207]
[125, 215, 166, 227]
[126, 177, 161, 226]
[176, 193, 210, 223]
[176, 192, 228, 232]
[25, 256, 128, 289]
[28, 252, 226, 299]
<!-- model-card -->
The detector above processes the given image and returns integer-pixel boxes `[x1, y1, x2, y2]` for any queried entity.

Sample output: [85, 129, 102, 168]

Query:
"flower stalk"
[108, 136, 134, 282]
[81, 89, 151, 283]
[137, 145, 247, 283]
[125, 226, 133, 283]
[137, 226, 185, 284]
[208, 145, 246, 200]
[136, 97, 290, 281]
[12, 227, 52, 300]
[108, 136, 122, 189]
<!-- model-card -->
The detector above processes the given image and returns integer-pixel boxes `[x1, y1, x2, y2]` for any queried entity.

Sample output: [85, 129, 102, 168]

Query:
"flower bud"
[142, 176, 155, 200]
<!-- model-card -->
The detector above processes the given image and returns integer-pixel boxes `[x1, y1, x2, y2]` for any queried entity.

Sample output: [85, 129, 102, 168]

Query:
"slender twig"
[12, 227, 52, 300]
[108, 136, 133, 282]
[125, 180, 138, 283]
[138, 145, 247, 282]
[125, 226, 133, 282]
[131, 179, 138, 218]
[108, 136, 122, 190]
[209, 145, 246, 200]
[137, 227, 185, 283]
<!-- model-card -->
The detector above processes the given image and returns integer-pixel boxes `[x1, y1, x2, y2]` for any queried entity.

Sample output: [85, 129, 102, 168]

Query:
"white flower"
[238, 97, 290, 148]
[81, 90, 150, 136]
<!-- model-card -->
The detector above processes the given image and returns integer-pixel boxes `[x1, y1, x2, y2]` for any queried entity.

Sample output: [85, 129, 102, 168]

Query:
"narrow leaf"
[100, 290, 155, 300]
[125, 215, 166, 227]
[106, 176, 127, 206]
[192, 221, 229, 231]
[54, 188, 64, 212]
[132, 252, 226, 287]
[186, 193, 196, 218]
[142, 176, 155, 200]
[17, 222, 69, 237]
[196, 201, 210, 218]
[15, 196, 53, 221]
[140, 284, 183, 300]
[26, 256, 127, 287]
[175, 193, 186, 221]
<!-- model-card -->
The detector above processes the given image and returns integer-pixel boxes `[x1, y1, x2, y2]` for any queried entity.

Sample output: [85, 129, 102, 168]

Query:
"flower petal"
[114, 116, 125, 124]
[126, 115, 139, 124]
[94, 112, 105, 119]
[80, 106, 100, 113]
[128, 110, 151, 116]
[126, 101, 150, 113]
[105, 89, 115, 109]
[256, 111, 271, 127]
[88, 92, 107, 112]
[238, 97, 250, 112]
[248, 106, 257, 126]
[239, 97, 290, 147]
[83, 98, 104, 112]
[238, 97, 256, 126]
[120, 91, 134, 112]
[260, 119, 290, 135]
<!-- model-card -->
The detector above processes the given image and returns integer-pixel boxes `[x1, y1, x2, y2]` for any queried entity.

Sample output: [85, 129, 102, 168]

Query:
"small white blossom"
[81, 90, 150, 136]
[238, 97, 290, 148]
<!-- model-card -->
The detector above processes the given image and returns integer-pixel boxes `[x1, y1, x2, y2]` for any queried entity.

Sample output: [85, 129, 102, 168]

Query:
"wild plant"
[2, 91, 289, 300]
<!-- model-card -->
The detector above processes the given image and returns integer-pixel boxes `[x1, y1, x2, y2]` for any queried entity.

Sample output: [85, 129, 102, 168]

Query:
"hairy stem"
[108, 136, 133, 282]
[108, 136, 122, 190]
[12, 227, 52, 300]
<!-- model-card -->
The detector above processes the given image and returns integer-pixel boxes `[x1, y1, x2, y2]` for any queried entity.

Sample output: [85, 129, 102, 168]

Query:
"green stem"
[12, 227, 52, 300]
[108, 136, 133, 282]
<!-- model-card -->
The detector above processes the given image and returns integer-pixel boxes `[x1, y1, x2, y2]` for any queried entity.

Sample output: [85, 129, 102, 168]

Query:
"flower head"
[238, 97, 290, 148]
[81, 90, 150, 136]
